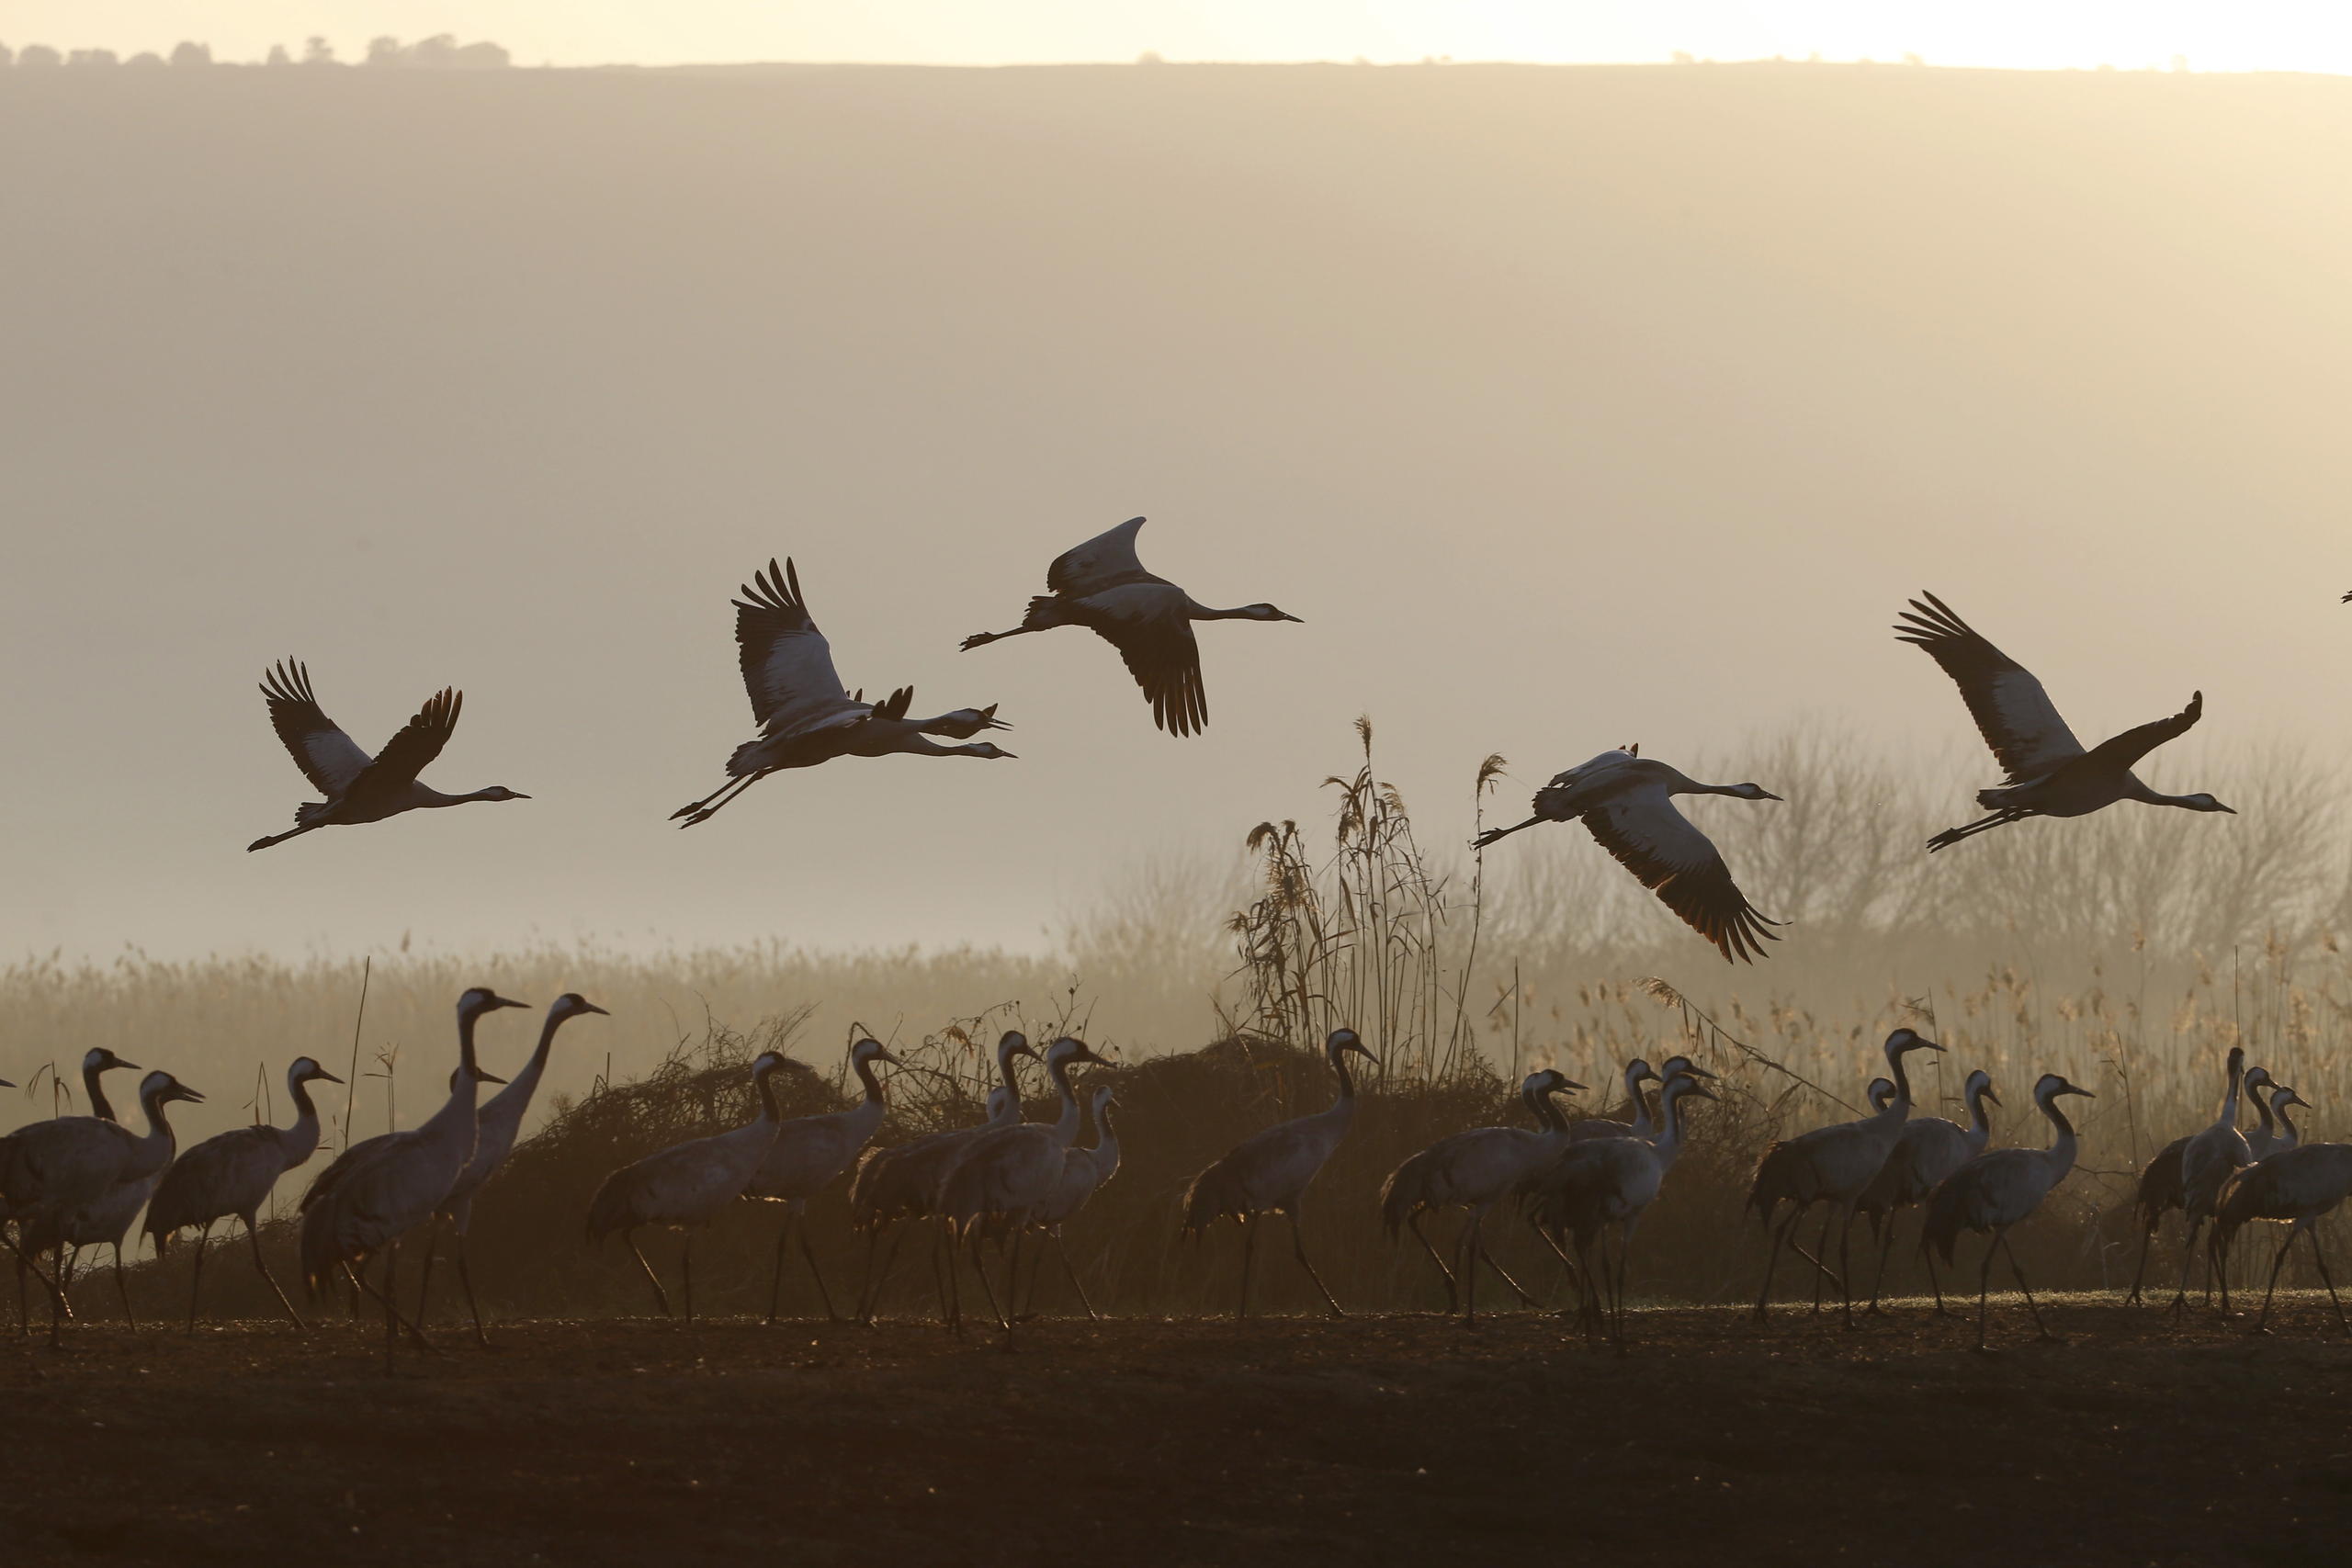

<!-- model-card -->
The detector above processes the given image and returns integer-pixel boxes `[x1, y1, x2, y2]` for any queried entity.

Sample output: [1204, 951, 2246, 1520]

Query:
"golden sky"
[9, 1, 2352, 72]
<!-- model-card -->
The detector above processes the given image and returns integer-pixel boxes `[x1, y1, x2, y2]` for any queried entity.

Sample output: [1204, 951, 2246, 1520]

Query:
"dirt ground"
[1, 1294, 2346, 1567]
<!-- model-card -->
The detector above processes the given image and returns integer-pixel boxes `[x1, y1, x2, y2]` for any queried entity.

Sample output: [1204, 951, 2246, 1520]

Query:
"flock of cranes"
[238, 514, 2233, 969]
[5, 541, 2318, 1355]
[6, 988, 2349, 1360]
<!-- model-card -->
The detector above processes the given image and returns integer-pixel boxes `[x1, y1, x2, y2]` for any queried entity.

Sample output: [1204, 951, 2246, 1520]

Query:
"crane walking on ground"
[1860, 1068, 1999, 1314]
[1920, 1073, 2097, 1350]
[143, 1056, 345, 1330]
[1180, 1029, 1374, 1320]
[741, 1035, 903, 1325]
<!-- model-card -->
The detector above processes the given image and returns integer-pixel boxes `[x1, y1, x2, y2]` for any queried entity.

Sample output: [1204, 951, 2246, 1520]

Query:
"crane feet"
[1863, 1303, 1892, 1319]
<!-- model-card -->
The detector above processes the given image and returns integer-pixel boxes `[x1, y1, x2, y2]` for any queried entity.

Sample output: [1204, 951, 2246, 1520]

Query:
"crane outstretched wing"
[1894, 592, 2085, 781]
[1582, 790, 1781, 964]
[1106, 614, 1206, 737]
[732, 558, 870, 739]
[356, 687, 463, 789]
[259, 660, 375, 796]
[1046, 516, 1154, 597]
[2082, 690, 2204, 773]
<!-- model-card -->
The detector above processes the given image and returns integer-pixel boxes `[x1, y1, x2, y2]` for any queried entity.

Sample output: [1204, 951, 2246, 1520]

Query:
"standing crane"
[1859, 1068, 2000, 1315]
[936, 1036, 1113, 1338]
[143, 1055, 345, 1330]
[1894, 592, 2231, 852]
[959, 516, 1302, 737]
[299, 987, 525, 1369]
[585, 1051, 796, 1324]
[741, 1036, 903, 1325]
[411, 993, 608, 1345]
[2167, 1045, 2252, 1314]
[2, 1051, 134, 1326]
[1920, 1073, 2097, 1349]
[1019, 1085, 1124, 1321]
[1379, 1069, 1583, 1322]
[671, 558, 1012, 827]
[1525, 1074, 1715, 1348]
[3, 1069, 206, 1344]
[246, 661, 529, 852]
[1747, 1028, 1945, 1325]
[847, 1031, 1037, 1323]
[1471, 748, 1784, 964]
[1180, 1028, 1375, 1319]
[2212, 1142, 2352, 1334]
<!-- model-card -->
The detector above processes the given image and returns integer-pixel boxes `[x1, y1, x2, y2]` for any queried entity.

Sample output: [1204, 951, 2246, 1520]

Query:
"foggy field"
[2, 1308, 2345, 1566]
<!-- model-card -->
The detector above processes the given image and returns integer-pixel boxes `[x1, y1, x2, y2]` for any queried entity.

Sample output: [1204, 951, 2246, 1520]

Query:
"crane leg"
[1836, 1209, 1860, 1329]
[1926, 1247, 1951, 1316]
[452, 1232, 488, 1348]
[1866, 1213, 1898, 1316]
[2167, 1214, 2205, 1314]
[346, 1258, 439, 1351]
[1973, 1235, 1997, 1352]
[382, 1239, 400, 1375]
[2306, 1225, 2350, 1334]
[187, 1221, 212, 1332]
[1614, 1226, 1636, 1351]
[2211, 1225, 2234, 1315]
[764, 1210, 797, 1325]
[111, 1243, 139, 1332]
[861, 1224, 907, 1325]
[1810, 1208, 1837, 1314]
[2255, 1229, 2295, 1332]
[1406, 1212, 1460, 1313]
[623, 1229, 673, 1318]
[797, 1215, 839, 1323]
[1753, 1211, 1795, 1321]
[2003, 1235, 2058, 1342]
[412, 1220, 440, 1333]
[1460, 1212, 1485, 1326]
[1052, 1231, 1099, 1322]
[1237, 1216, 1260, 1321]
[2123, 1216, 2159, 1306]
[1286, 1209, 1345, 1319]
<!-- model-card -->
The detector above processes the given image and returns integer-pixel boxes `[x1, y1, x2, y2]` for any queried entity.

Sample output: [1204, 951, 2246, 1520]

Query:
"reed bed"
[17, 718, 2352, 1324]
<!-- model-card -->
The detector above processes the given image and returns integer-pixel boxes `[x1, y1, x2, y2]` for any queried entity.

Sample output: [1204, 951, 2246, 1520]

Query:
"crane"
[1180, 1028, 1374, 1319]
[2167, 1045, 2252, 1314]
[246, 660, 528, 851]
[1524, 1074, 1715, 1348]
[1019, 1085, 1124, 1321]
[2243, 1067, 2293, 1161]
[2211, 1142, 2352, 1333]
[1471, 748, 1783, 963]
[409, 993, 608, 1345]
[935, 1035, 1113, 1338]
[1747, 1028, 1945, 1325]
[1919, 1072, 2097, 1349]
[959, 516, 1301, 737]
[1379, 1069, 1583, 1322]
[671, 558, 1012, 827]
[2267, 1087, 2310, 1155]
[1894, 592, 2231, 852]
[847, 1030, 1036, 1323]
[741, 1035, 903, 1325]
[143, 1055, 345, 1330]
[3, 1069, 205, 1344]
[585, 1050, 797, 1323]
[298, 987, 524, 1369]
[1859, 1068, 2000, 1314]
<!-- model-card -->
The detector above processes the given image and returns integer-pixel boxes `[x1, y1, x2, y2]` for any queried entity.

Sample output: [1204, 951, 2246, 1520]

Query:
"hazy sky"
[5, 61, 2350, 969]
[12, 2, 2352, 73]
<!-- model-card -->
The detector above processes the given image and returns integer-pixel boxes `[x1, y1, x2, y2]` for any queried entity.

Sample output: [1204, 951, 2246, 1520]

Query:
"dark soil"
[3, 1296, 2347, 1567]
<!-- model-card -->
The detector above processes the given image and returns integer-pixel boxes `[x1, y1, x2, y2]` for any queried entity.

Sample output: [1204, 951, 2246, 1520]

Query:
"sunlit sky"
[9, 1, 2352, 73]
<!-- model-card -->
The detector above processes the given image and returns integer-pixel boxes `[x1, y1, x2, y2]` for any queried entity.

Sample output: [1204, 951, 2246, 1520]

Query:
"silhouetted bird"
[673, 558, 1012, 826]
[960, 516, 1301, 737]
[1472, 747, 1783, 964]
[247, 661, 527, 852]
[1895, 592, 2231, 852]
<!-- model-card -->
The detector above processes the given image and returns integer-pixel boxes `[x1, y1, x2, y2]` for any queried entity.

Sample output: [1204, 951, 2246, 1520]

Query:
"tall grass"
[19, 717, 2352, 1320]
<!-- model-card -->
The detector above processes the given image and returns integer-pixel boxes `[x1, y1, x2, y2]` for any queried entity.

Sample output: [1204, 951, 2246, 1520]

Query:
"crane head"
[290, 1056, 346, 1087]
[140, 1070, 204, 1108]
[84, 1046, 140, 1074]
[1964, 1067, 1998, 1109]
[1657, 1055, 1717, 1083]
[1325, 1029, 1376, 1064]
[2034, 1073, 2096, 1103]
[459, 987, 532, 1019]
[552, 993, 611, 1021]
[1883, 1028, 1944, 1059]
[852, 1038, 904, 1069]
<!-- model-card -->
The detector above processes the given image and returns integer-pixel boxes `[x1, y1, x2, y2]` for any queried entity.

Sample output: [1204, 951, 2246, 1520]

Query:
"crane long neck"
[853, 1054, 886, 1105]
[136, 1084, 183, 1159]
[2275, 1099, 2299, 1146]
[1885, 1045, 1919, 1119]
[2218, 1055, 2244, 1129]
[2040, 1093, 2079, 1182]
[2249, 1084, 2276, 1140]
[1048, 1057, 1086, 1145]
[1329, 1045, 1360, 1108]
[85, 1063, 118, 1123]
[753, 1065, 782, 1124]
[1092, 1108, 1121, 1173]
[996, 1047, 1025, 1101]
[1963, 1083, 1993, 1154]
[284, 1070, 325, 1162]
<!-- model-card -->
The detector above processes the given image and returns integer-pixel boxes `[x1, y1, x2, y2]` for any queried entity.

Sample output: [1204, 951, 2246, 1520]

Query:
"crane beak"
[316, 1068, 347, 1086]
[578, 1001, 611, 1017]
[1678, 1065, 1719, 1080]
[474, 1069, 510, 1086]
[873, 1048, 906, 1067]
[490, 995, 532, 1011]
[170, 1085, 207, 1105]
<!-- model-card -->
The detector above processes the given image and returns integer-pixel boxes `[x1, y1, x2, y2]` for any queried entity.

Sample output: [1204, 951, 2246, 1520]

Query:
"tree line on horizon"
[0, 36, 509, 71]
